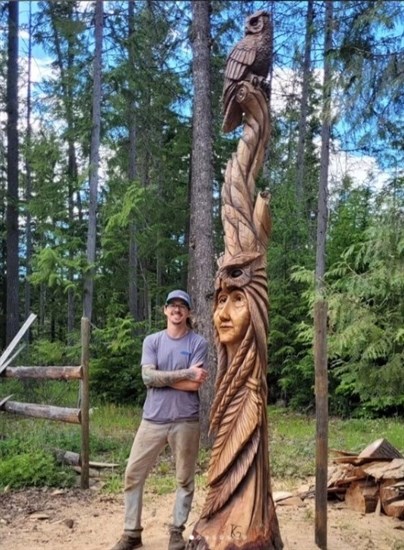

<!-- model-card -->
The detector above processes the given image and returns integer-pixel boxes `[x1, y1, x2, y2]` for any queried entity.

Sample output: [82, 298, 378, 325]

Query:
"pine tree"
[6, 0, 20, 343]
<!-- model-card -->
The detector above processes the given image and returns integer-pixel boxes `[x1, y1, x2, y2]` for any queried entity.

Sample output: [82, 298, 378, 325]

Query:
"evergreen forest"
[0, 0, 403, 421]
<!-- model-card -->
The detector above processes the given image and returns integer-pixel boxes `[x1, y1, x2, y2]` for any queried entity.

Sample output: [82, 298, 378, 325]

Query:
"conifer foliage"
[0, 1, 402, 417]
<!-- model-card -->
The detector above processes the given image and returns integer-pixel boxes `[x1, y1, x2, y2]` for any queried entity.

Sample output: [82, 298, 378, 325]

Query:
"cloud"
[30, 56, 54, 83]
[272, 66, 389, 191]
[329, 144, 389, 191]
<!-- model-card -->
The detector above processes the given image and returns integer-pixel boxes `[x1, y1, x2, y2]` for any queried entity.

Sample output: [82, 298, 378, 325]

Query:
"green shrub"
[0, 451, 76, 489]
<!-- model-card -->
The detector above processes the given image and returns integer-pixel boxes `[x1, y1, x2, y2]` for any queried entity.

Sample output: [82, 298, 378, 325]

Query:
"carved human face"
[214, 288, 250, 346]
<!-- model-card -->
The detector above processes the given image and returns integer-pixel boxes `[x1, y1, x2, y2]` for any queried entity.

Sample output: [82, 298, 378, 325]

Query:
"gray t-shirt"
[141, 329, 208, 423]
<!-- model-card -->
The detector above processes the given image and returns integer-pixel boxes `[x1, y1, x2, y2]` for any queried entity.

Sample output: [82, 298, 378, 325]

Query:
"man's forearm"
[171, 380, 201, 392]
[142, 364, 197, 388]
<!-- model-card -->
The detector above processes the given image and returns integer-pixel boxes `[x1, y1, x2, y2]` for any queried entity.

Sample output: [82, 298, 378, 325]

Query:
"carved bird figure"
[222, 10, 271, 133]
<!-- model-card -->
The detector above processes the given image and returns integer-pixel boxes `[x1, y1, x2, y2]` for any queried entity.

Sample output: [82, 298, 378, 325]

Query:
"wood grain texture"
[188, 77, 282, 549]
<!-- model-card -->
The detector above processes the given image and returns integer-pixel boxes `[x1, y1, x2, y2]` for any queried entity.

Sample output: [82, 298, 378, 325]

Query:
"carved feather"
[226, 38, 256, 81]
[208, 384, 261, 486]
[201, 427, 261, 518]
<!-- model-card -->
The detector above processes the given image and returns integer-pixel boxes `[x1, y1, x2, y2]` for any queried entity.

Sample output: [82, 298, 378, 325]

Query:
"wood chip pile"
[327, 438, 404, 519]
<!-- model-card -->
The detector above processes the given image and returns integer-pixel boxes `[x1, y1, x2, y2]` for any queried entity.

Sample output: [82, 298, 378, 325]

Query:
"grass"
[1, 402, 403, 493]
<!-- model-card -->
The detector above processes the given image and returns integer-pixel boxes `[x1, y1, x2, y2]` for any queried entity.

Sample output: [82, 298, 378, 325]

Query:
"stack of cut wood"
[327, 438, 404, 519]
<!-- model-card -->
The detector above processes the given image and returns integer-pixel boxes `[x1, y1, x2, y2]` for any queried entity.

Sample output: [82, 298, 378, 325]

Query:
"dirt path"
[1, 485, 404, 549]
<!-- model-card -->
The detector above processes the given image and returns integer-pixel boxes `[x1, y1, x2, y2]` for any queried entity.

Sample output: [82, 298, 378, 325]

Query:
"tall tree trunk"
[24, 1, 33, 325]
[128, 0, 140, 322]
[49, 2, 79, 337]
[6, 0, 19, 343]
[296, 0, 314, 207]
[66, 63, 78, 337]
[83, 0, 103, 322]
[314, 2, 333, 548]
[67, 144, 77, 339]
[188, 0, 215, 446]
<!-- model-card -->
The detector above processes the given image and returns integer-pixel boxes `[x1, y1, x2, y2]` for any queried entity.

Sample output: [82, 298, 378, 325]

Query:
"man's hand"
[188, 363, 208, 383]
[171, 364, 208, 391]
[171, 364, 208, 392]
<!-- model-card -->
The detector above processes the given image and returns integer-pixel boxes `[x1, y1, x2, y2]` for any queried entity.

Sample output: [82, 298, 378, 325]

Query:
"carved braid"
[209, 325, 256, 432]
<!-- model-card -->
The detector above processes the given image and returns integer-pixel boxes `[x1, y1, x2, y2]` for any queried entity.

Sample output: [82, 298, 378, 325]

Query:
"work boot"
[168, 529, 186, 550]
[111, 533, 143, 550]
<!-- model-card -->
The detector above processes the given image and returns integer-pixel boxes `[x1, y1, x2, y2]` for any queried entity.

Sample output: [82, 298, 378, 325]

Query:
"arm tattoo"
[142, 364, 196, 388]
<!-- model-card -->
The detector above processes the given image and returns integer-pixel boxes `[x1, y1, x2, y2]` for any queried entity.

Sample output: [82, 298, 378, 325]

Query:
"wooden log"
[3, 400, 81, 424]
[382, 500, 404, 519]
[334, 455, 393, 465]
[73, 466, 101, 478]
[55, 449, 81, 466]
[3, 366, 82, 380]
[333, 456, 363, 464]
[363, 459, 404, 481]
[345, 480, 379, 514]
[380, 479, 404, 519]
[333, 439, 403, 466]
[359, 438, 403, 460]
[327, 463, 365, 488]
[54, 449, 119, 469]
[87, 460, 119, 469]
[330, 449, 358, 458]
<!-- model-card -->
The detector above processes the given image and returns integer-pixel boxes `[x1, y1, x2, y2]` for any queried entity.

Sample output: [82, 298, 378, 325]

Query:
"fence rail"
[0, 316, 91, 489]
[4, 366, 83, 380]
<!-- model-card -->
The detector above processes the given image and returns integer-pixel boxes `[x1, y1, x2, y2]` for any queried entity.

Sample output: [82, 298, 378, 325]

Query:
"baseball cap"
[165, 290, 192, 309]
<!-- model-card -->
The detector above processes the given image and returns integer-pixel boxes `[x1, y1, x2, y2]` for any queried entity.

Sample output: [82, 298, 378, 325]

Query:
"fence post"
[80, 317, 90, 489]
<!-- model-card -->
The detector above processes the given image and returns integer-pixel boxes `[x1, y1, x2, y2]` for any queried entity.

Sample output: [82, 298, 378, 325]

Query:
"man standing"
[112, 290, 209, 550]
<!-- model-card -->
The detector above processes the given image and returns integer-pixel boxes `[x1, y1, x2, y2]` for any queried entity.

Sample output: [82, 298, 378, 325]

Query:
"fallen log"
[54, 449, 119, 469]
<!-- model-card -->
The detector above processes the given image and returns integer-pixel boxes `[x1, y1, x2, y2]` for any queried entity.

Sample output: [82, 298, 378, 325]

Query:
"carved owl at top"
[222, 10, 271, 133]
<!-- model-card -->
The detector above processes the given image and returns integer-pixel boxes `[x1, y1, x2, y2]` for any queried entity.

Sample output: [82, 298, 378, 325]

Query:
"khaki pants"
[123, 419, 200, 535]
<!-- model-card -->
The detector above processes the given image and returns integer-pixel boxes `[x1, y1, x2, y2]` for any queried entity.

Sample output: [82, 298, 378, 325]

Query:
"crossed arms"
[142, 363, 208, 392]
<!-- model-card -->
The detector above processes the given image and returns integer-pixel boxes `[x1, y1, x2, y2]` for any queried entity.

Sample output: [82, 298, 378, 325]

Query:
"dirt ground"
[1, 481, 404, 550]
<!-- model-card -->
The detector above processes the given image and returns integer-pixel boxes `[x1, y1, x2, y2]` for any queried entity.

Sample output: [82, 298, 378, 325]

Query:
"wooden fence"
[0, 317, 91, 489]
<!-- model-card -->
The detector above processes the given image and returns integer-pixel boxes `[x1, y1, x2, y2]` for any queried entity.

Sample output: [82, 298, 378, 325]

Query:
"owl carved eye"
[231, 269, 243, 278]
[250, 18, 258, 26]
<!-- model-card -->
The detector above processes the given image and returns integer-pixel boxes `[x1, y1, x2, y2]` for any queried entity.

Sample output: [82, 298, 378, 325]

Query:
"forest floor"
[1, 479, 404, 550]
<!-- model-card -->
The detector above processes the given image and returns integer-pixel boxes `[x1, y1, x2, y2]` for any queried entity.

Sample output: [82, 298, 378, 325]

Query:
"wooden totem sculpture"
[188, 10, 283, 550]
